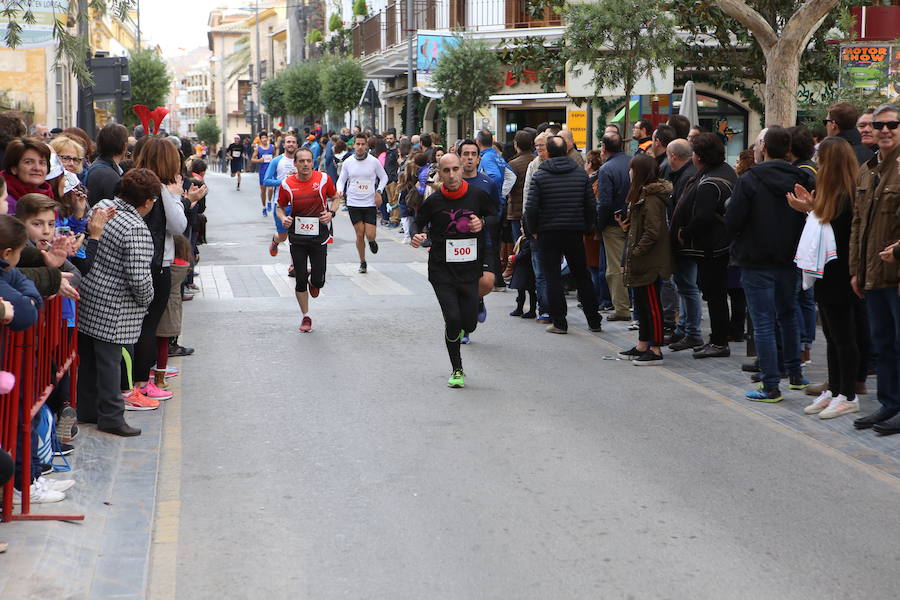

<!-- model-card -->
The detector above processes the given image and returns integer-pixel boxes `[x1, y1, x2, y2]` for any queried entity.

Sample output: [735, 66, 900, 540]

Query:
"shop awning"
[611, 100, 640, 123]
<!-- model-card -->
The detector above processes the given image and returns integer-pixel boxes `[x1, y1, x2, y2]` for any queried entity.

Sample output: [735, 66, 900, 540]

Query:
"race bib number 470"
[295, 216, 319, 235]
[446, 238, 477, 263]
[352, 178, 373, 194]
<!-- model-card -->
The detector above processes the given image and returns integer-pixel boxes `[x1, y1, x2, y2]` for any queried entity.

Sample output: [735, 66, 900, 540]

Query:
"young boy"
[15, 193, 81, 298]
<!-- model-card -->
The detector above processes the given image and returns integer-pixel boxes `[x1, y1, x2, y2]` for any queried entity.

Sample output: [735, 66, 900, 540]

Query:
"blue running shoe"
[789, 374, 810, 390]
[746, 387, 783, 403]
[477, 300, 487, 323]
[536, 314, 551, 323]
[461, 332, 470, 344]
[262, 208, 267, 217]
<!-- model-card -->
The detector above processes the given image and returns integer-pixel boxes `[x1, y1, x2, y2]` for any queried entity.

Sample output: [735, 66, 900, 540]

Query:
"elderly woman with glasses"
[49, 135, 86, 174]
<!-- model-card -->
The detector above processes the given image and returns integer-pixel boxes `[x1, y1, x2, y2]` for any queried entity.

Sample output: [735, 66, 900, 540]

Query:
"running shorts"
[348, 206, 377, 226]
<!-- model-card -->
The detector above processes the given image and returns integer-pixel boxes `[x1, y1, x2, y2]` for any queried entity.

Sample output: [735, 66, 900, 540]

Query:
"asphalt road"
[153, 170, 900, 599]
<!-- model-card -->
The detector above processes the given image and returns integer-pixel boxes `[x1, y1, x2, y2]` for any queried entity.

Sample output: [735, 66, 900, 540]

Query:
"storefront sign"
[839, 45, 891, 91]
[567, 109, 587, 148]
[0, 0, 64, 48]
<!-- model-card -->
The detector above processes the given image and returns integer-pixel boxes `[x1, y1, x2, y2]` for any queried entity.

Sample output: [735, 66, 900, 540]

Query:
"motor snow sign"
[840, 45, 891, 91]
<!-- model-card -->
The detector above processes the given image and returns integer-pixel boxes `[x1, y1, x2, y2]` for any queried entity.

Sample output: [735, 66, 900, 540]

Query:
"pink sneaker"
[124, 388, 160, 411]
[140, 381, 173, 401]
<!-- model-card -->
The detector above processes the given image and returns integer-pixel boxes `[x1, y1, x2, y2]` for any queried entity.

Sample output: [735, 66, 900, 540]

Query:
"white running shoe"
[804, 390, 833, 415]
[37, 475, 76, 493]
[819, 396, 860, 420]
[13, 480, 65, 504]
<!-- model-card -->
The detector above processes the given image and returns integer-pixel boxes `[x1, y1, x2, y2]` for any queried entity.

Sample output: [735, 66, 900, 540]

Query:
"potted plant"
[353, 0, 367, 23]
[306, 29, 324, 45]
[329, 13, 343, 33]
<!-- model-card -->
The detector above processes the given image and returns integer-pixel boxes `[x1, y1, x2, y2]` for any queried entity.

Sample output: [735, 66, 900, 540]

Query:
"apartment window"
[505, 0, 561, 28]
[237, 80, 252, 113]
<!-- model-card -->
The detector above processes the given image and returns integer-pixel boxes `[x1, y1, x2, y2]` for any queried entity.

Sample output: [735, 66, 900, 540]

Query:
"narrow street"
[148, 171, 900, 599]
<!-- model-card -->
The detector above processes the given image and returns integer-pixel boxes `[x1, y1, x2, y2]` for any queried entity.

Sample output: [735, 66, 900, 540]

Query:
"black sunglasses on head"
[872, 120, 900, 130]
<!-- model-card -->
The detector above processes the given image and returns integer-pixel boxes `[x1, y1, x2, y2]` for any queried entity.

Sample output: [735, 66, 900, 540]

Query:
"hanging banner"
[839, 45, 891, 91]
[567, 109, 586, 148]
[0, 0, 66, 49]
[415, 33, 460, 96]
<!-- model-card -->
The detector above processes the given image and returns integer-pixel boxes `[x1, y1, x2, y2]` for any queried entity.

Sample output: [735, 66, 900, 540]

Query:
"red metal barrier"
[1, 296, 83, 523]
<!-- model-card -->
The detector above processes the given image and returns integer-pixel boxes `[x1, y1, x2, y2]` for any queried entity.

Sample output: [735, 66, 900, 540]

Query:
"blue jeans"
[510, 219, 522, 242]
[673, 256, 701, 338]
[531, 242, 547, 314]
[742, 267, 802, 391]
[865, 287, 900, 411]
[797, 285, 817, 346]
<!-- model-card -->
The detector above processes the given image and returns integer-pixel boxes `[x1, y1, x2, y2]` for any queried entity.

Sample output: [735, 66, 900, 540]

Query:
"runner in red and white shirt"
[276, 147, 340, 332]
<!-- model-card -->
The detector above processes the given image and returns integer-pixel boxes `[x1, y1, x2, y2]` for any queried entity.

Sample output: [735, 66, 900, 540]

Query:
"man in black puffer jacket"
[523, 135, 603, 334]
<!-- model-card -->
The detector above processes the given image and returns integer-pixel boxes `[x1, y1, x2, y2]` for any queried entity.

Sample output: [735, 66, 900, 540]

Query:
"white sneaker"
[819, 396, 860, 420]
[628, 321, 640, 331]
[38, 475, 76, 493]
[804, 390, 833, 415]
[13, 481, 65, 504]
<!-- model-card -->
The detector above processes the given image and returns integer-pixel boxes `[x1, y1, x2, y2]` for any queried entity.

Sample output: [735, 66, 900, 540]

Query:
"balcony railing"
[353, 0, 561, 58]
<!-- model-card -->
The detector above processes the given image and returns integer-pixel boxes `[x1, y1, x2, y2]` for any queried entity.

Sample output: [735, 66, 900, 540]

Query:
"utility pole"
[405, 0, 414, 136]
[254, 0, 263, 135]
[136, 0, 141, 48]
[76, 0, 96, 135]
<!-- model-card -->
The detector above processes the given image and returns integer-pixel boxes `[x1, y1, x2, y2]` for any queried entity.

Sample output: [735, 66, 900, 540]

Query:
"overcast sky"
[140, 0, 240, 57]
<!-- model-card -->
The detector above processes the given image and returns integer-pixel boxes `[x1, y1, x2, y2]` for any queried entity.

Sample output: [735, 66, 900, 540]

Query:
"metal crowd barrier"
[0, 296, 83, 523]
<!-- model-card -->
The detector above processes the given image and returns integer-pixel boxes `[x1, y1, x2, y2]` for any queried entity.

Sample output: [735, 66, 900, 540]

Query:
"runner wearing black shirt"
[227, 136, 246, 190]
[412, 153, 496, 388]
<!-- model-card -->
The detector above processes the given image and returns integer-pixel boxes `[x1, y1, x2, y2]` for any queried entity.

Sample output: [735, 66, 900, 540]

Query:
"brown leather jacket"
[624, 180, 674, 287]
[506, 152, 532, 220]
[851, 143, 900, 291]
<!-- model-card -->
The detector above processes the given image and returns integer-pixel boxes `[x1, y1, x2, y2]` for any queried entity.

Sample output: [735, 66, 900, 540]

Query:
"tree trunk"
[763, 44, 801, 127]
[715, 0, 839, 127]
[623, 85, 632, 152]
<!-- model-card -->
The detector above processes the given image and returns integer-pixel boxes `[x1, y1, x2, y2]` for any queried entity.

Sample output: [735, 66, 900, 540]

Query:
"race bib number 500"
[446, 238, 477, 263]
[295, 216, 320, 235]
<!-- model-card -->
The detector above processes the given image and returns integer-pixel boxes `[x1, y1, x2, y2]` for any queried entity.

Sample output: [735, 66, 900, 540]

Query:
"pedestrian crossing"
[194, 262, 433, 299]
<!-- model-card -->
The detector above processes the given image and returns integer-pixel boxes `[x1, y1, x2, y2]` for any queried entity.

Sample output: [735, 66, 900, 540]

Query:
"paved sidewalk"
[557, 296, 900, 480]
[0, 365, 178, 599]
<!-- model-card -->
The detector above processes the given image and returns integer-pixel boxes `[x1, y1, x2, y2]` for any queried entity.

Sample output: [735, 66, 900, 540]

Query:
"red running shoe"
[299, 316, 312, 332]
[269, 238, 279, 257]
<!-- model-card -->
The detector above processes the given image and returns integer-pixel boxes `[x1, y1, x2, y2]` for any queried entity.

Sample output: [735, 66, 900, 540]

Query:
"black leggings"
[632, 282, 665, 347]
[819, 300, 862, 400]
[289, 243, 327, 292]
[133, 267, 171, 383]
[0, 448, 12, 487]
[696, 255, 730, 346]
[431, 279, 480, 371]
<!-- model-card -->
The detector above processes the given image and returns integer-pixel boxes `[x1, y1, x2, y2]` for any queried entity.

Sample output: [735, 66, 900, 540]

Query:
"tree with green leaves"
[123, 49, 172, 128]
[321, 58, 365, 128]
[260, 71, 288, 124]
[282, 61, 325, 121]
[0, 0, 134, 84]
[431, 37, 503, 135]
[194, 115, 221, 147]
[563, 0, 679, 142]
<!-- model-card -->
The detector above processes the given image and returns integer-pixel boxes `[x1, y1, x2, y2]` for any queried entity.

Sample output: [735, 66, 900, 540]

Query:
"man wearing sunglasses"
[850, 103, 900, 434]
[824, 102, 874, 165]
[30, 123, 50, 139]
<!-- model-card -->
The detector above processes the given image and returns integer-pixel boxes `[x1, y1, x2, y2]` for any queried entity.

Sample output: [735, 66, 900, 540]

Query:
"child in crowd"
[508, 235, 536, 319]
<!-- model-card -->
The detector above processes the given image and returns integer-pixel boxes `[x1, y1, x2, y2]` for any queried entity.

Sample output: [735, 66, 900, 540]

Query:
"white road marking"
[406, 262, 429, 278]
[211, 266, 234, 299]
[335, 263, 412, 296]
[261, 264, 296, 297]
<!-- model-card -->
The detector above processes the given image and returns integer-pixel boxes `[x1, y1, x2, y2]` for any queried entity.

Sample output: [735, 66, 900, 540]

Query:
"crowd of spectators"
[0, 113, 207, 520]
